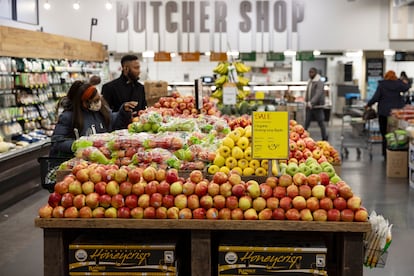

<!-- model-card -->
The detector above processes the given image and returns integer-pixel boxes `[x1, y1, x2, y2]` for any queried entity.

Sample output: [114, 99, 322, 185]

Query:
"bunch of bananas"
[237, 76, 250, 86]
[210, 88, 223, 100]
[234, 61, 251, 73]
[213, 62, 229, 75]
[215, 75, 228, 86]
[237, 89, 250, 101]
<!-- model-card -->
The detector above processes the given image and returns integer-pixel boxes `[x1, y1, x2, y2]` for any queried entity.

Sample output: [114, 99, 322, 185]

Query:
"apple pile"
[38, 163, 367, 222]
[288, 120, 341, 165]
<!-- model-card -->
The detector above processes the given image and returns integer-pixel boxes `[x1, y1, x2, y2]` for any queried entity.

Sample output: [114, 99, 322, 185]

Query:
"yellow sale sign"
[252, 111, 289, 159]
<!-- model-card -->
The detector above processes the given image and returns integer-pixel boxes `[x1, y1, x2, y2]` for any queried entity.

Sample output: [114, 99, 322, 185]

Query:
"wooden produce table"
[35, 218, 370, 276]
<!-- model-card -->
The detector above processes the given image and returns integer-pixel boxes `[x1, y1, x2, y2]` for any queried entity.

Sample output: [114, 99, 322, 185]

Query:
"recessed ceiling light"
[105, 1, 113, 10]
[73, 1, 80, 10]
[43, 1, 51, 10]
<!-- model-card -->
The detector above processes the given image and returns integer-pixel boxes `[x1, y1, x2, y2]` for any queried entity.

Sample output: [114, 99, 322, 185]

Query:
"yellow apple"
[243, 167, 255, 176]
[232, 167, 243, 175]
[232, 146, 244, 159]
[238, 159, 249, 169]
[236, 136, 250, 150]
[261, 160, 269, 169]
[244, 147, 252, 160]
[243, 125, 252, 138]
[255, 167, 267, 176]
[213, 154, 225, 167]
[218, 145, 231, 158]
[219, 166, 230, 174]
[249, 159, 260, 170]
[225, 157, 238, 169]
[208, 165, 220, 175]
[222, 136, 235, 149]
[229, 129, 242, 142]
[235, 126, 245, 137]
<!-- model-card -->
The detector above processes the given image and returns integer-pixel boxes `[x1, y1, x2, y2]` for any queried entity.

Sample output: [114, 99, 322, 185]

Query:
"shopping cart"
[340, 105, 381, 160]
[38, 157, 68, 192]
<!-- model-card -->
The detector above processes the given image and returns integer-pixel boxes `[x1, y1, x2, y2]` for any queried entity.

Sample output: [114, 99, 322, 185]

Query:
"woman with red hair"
[50, 83, 137, 157]
[366, 70, 410, 158]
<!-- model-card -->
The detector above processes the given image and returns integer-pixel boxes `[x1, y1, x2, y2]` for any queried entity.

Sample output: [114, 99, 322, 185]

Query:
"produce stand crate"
[35, 219, 370, 276]
[145, 80, 169, 107]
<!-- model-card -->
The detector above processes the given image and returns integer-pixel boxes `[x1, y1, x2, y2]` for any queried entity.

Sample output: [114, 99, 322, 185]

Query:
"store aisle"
[1, 125, 414, 276]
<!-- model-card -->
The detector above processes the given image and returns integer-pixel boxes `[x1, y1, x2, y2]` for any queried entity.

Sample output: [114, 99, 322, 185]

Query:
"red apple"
[218, 208, 232, 219]
[341, 209, 354, 222]
[143, 206, 156, 219]
[64, 206, 79, 218]
[114, 168, 128, 183]
[98, 194, 111, 208]
[162, 194, 175, 209]
[81, 181, 95, 195]
[286, 208, 300, 220]
[272, 208, 285, 220]
[278, 174, 292, 187]
[52, 206, 65, 218]
[54, 181, 69, 195]
[125, 194, 138, 209]
[68, 180, 83, 195]
[38, 204, 53, 218]
[293, 172, 307, 186]
[150, 193, 163, 208]
[213, 195, 226, 210]
[292, 195, 307, 210]
[306, 197, 320, 212]
[319, 197, 333, 210]
[231, 208, 244, 220]
[131, 182, 146, 196]
[286, 184, 299, 198]
[155, 206, 168, 219]
[94, 181, 107, 195]
[219, 182, 233, 197]
[327, 209, 341, 221]
[130, 206, 144, 219]
[213, 171, 228, 184]
[279, 196, 292, 211]
[259, 184, 273, 199]
[265, 176, 278, 189]
[318, 172, 330, 186]
[165, 168, 179, 184]
[258, 208, 273, 220]
[187, 194, 200, 210]
[325, 184, 339, 200]
[244, 208, 258, 220]
[145, 180, 158, 195]
[246, 180, 260, 198]
[347, 196, 361, 211]
[178, 208, 193, 219]
[73, 194, 86, 209]
[266, 197, 279, 210]
[189, 170, 204, 184]
[91, 206, 105, 218]
[48, 192, 62, 207]
[228, 173, 242, 186]
[225, 196, 239, 210]
[79, 206, 93, 218]
[307, 174, 321, 187]
[208, 182, 220, 196]
[138, 194, 150, 208]
[157, 180, 171, 195]
[232, 183, 246, 198]
[76, 168, 90, 183]
[273, 186, 286, 199]
[354, 208, 368, 222]
[155, 169, 166, 182]
[339, 184, 353, 199]
[206, 208, 219, 219]
[61, 192, 74, 208]
[111, 194, 125, 208]
[298, 184, 312, 199]
[127, 168, 142, 184]
[200, 195, 214, 209]
[333, 196, 347, 211]
[313, 209, 328, 221]
[174, 194, 188, 209]
[192, 207, 206, 219]
[194, 181, 208, 197]
[166, 206, 180, 219]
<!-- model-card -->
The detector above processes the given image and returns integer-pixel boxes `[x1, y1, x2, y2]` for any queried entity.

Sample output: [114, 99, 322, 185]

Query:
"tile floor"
[0, 121, 413, 276]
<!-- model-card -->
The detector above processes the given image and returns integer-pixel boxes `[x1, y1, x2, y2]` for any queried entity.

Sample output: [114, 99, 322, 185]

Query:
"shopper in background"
[89, 75, 101, 86]
[366, 70, 411, 158]
[54, 80, 84, 122]
[102, 55, 147, 113]
[304, 67, 328, 141]
[50, 83, 137, 157]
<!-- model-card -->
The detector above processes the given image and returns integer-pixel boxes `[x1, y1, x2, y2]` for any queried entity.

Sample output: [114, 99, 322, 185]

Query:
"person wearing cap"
[50, 83, 137, 157]
[102, 54, 147, 113]
[366, 70, 411, 158]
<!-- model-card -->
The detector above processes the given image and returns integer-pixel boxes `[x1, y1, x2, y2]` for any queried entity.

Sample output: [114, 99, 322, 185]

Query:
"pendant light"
[73, 1, 80, 10]
[105, 1, 113, 10]
[43, 0, 51, 10]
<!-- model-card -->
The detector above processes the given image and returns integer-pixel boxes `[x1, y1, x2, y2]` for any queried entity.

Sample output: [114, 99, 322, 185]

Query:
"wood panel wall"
[0, 26, 107, 61]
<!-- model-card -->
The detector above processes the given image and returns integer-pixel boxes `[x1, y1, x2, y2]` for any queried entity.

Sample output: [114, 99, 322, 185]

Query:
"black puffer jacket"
[50, 106, 130, 157]
[367, 80, 410, 116]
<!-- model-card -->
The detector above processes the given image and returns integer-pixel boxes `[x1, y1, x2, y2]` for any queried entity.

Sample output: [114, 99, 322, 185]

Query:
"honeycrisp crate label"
[68, 243, 176, 275]
[223, 85, 237, 105]
[218, 245, 327, 275]
[252, 111, 289, 160]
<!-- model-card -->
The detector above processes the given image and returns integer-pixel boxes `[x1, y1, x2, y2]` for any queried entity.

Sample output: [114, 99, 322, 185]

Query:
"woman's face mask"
[89, 99, 101, 111]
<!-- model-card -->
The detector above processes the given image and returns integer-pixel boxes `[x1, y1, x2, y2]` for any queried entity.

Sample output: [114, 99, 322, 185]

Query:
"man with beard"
[102, 55, 147, 113]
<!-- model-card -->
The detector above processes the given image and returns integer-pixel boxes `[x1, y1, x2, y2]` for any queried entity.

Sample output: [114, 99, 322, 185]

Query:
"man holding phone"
[102, 54, 147, 115]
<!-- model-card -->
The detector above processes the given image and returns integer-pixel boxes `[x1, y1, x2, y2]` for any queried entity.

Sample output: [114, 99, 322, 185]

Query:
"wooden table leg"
[340, 232, 364, 276]
[44, 229, 66, 276]
[191, 230, 211, 276]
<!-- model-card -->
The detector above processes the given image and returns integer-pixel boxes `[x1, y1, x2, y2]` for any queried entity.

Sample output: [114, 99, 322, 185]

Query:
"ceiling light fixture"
[284, 50, 296, 56]
[105, 1, 113, 10]
[383, 49, 396, 56]
[43, 0, 51, 10]
[313, 50, 321, 56]
[73, 1, 80, 10]
[142, 51, 155, 58]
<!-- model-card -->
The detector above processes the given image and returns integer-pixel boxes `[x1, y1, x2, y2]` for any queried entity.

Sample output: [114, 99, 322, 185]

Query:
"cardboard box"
[69, 237, 177, 275]
[333, 164, 342, 176]
[386, 149, 408, 178]
[145, 80, 168, 99]
[218, 242, 327, 275]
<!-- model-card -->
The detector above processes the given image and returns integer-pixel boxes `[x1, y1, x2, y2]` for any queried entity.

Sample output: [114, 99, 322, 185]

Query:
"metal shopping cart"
[340, 105, 382, 160]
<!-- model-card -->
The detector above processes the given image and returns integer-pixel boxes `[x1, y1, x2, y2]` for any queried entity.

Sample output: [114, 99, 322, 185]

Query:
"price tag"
[223, 85, 237, 105]
[252, 111, 289, 159]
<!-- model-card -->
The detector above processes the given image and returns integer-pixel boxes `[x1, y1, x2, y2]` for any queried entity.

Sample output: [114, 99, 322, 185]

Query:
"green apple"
[305, 157, 318, 166]
[330, 174, 341, 184]
[299, 165, 312, 176]
[309, 164, 322, 174]
[279, 163, 288, 174]
[323, 165, 336, 178]
[286, 163, 299, 176]
[320, 161, 333, 170]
